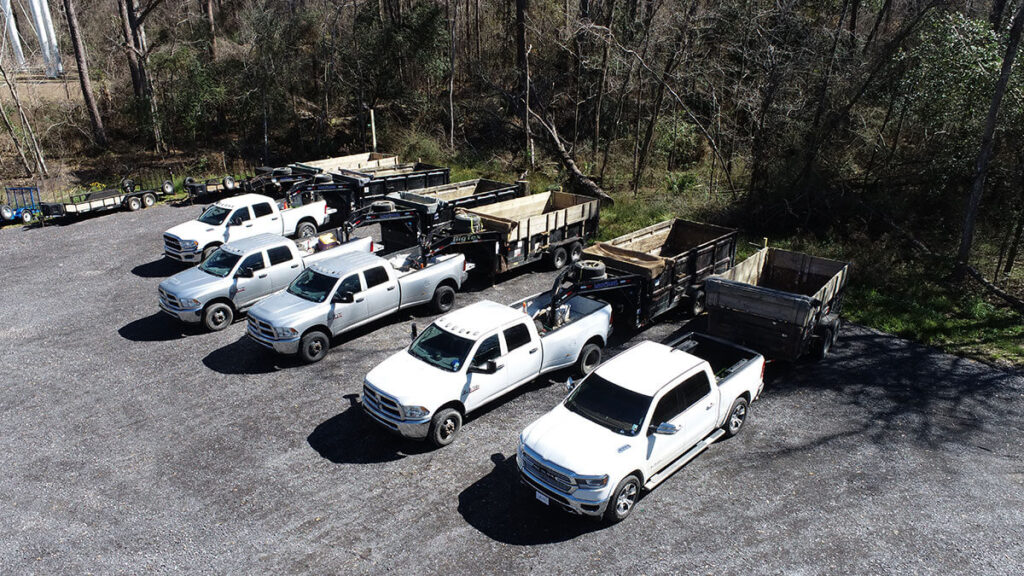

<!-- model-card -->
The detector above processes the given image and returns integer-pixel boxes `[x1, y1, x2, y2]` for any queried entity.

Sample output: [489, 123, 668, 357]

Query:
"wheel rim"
[210, 308, 228, 328]
[308, 339, 324, 357]
[583, 348, 600, 373]
[440, 416, 458, 441]
[616, 482, 638, 515]
[554, 250, 567, 268]
[301, 226, 314, 237]
[571, 245, 582, 261]
[729, 403, 746, 433]
[440, 290, 454, 309]
[22, 212, 31, 223]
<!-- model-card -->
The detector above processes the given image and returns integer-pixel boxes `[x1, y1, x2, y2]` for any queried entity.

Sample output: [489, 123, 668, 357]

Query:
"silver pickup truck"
[158, 232, 374, 331]
[246, 250, 469, 363]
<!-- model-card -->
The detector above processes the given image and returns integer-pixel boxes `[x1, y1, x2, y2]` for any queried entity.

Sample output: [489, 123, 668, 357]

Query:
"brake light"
[370, 241, 374, 252]
[463, 260, 466, 271]
[760, 360, 766, 381]
[608, 309, 613, 325]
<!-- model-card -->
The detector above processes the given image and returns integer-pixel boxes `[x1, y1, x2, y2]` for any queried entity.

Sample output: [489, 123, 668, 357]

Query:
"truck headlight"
[178, 298, 201, 308]
[402, 405, 430, 419]
[275, 327, 298, 338]
[576, 474, 609, 489]
[181, 240, 198, 250]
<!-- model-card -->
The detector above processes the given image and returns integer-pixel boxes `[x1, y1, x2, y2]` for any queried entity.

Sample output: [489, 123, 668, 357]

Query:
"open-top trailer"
[40, 179, 173, 219]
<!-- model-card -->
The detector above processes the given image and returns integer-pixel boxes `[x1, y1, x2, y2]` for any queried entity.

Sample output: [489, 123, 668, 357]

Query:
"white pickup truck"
[517, 333, 764, 523]
[246, 250, 469, 363]
[158, 232, 374, 331]
[361, 292, 613, 447]
[163, 192, 334, 263]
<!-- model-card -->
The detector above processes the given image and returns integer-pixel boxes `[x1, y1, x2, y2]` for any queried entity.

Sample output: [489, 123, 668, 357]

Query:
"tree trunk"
[955, 2, 1024, 279]
[1003, 205, 1024, 277]
[205, 0, 216, 59]
[0, 100, 33, 176]
[631, 45, 680, 194]
[115, 0, 143, 98]
[990, 0, 1008, 31]
[63, 0, 107, 148]
[592, 0, 617, 163]
[447, 0, 455, 148]
[515, 0, 530, 165]
[0, 60, 47, 175]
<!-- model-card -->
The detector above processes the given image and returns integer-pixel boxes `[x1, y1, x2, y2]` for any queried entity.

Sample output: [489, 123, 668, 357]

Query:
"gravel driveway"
[0, 204, 1021, 574]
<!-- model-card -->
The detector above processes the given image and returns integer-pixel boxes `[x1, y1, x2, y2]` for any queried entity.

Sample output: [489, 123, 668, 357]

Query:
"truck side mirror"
[564, 377, 576, 393]
[652, 422, 680, 436]
[468, 359, 499, 374]
[333, 291, 354, 304]
[235, 267, 253, 278]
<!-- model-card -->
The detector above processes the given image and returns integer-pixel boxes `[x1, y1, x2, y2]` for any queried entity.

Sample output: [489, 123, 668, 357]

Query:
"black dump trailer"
[295, 161, 451, 219]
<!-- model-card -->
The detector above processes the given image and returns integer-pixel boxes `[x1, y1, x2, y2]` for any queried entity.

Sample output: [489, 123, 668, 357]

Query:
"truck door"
[501, 323, 543, 388]
[251, 201, 279, 235]
[646, 371, 718, 473]
[225, 207, 254, 241]
[463, 334, 508, 412]
[328, 273, 367, 334]
[265, 245, 300, 291]
[360, 265, 400, 320]
[231, 252, 271, 308]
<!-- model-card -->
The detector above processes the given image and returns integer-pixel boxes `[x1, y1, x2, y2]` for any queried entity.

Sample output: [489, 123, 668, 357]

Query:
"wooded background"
[1, 0, 1022, 361]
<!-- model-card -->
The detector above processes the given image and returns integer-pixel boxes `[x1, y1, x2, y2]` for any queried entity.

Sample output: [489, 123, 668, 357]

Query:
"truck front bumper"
[158, 300, 202, 323]
[361, 395, 431, 439]
[164, 248, 202, 263]
[245, 325, 301, 354]
[517, 448, 611, 517]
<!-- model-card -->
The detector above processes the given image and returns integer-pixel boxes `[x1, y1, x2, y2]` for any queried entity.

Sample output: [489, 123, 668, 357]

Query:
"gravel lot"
[1, 204, 1022, 574]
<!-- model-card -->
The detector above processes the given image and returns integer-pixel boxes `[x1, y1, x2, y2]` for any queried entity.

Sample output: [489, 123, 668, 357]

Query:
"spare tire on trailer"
[371, 200, 395, 213]
[184, 176, 196, 186]
[161, 180, 174, 195]
[121, 178, 135, 193]
[222, 176, 236, 190]
[452, 212, 482, 233]
[0, 204, 12, 221]
[575, 259, 607, 281]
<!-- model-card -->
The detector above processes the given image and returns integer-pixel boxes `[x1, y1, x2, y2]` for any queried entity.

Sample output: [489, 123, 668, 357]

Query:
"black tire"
[202, 244, 220, 261]
[576, 341, 602, 377]
[299, 330, 330, 364]
[202, 302, 234, 332]
[604, 474, 642, 523]
[569, 242, 583, 262]
[126, 196, 142, 211]
[184, 176, 196, 186]
[429, 408, 462, 447]
[690, 289, 706, 317]
[161, 180, 174, 195]
[222, 176, 236, 190]
[575, 259, 607, 280]
[812, 327, 835, 360]
[142, 193, 156, 208]
[1, 204, 12, 220]
[21, 210, 33, 224]
[371, 200, 396, 212]
[431, 284, 456, 313]
[722, 396, 749, 438]
[121, 178, 134, 192]
[550, 246, 569, 270]
[296, 221, 317, 238]
[453, 212, 481, 233]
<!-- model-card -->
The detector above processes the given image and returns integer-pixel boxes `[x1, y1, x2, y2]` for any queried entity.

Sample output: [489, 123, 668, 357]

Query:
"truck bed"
[667, 332, 760, 381]
[510, 292, 610, 374]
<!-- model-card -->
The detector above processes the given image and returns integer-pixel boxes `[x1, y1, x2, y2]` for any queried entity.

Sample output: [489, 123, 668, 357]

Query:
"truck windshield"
[199, 250, 241, 278]
[564, 375, 651, 436]
[198, 205, 231, 225]
[287, 269, 336, 303]
[408, 324, 474, 372]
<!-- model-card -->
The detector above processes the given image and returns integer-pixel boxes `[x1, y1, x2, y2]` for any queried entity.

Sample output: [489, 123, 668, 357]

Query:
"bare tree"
[63, 0, 107, 148]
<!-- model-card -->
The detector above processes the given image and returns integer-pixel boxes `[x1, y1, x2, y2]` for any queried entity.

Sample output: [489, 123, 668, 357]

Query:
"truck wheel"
[202, 245, 219, 261]
[569, 242, 583, 262]
[576, 342, 602, 377]
[1, 204, 12, 220]
[142, 193, 156, 208]
[297, 221, 317, 238]
[299, 331, 330, 363]
[21, 210, 33, 224]
[604, 474, 641, 524]
[126, 196, 142, 211]
[550, 246, 569, 270]
[722, 397, 749, 438]
[431, 284, 456, 313]
[202, 303, 234, 332]
[429, 408, 462, 447]
[690, 289, 706, 317]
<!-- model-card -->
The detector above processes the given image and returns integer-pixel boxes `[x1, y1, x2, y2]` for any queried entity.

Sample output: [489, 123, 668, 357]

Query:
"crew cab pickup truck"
[158, 232, 374, 331]
[163, 192, 333, 263]
[361, 292, 613, 447]
[246, 250, 469, 363]
[517, 333, 764, 523]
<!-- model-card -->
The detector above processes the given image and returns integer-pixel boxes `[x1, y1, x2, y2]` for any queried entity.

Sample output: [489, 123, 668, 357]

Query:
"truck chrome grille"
[247, 317, 277, 340]
[159, 288, 181, 309]
[163, 234, 182, 252]
[362, 384, 403, 420]
[521, 449, 576, 494]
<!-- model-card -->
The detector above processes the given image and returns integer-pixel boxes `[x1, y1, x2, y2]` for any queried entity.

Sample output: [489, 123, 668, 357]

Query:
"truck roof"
[435, 300, 525, 339]
[595, 341, 705, 397]
[221, 233, 290, 255]
[215, 193, 272, 208]
[308, 251, 382, 278]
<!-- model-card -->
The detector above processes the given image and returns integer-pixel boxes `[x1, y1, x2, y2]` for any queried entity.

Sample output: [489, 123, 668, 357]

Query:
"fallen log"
[528, 108, 614, 205]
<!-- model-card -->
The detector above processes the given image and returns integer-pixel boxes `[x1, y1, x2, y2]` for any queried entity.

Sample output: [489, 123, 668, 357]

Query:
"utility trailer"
[522, 219, 737, 330]
[40, 179, 173, 219]
[2, 186, 43, 224]
[289, 161, 450, 219]
[704, 247, 850, 361]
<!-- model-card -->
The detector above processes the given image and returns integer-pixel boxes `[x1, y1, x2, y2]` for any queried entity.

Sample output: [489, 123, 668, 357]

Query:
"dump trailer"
[704, 247, 850, 361]
[40, 180, 173, 218]
[291, 161, 451, 218]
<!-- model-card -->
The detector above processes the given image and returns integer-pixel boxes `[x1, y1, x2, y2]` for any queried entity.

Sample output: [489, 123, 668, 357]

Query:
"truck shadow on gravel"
[307, 395, 434, 464]
[118, 312, 201, 341]
[202, 337, 304, 374]
[457, 453, 605, 545]
[131, 257, 188, 278]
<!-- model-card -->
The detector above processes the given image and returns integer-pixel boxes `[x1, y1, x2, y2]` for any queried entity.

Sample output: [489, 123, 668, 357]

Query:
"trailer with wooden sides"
[40, 180, 174, 219]
[704, 247, 850, 361]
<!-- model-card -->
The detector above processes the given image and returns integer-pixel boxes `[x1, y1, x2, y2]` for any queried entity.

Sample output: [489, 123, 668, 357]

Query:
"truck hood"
[248, 291, 323, 328]
[159, 267, 229, 301]
[165, 219, 222, 242]
[365, 349, 465, 409]
[521, 405, 638, 477]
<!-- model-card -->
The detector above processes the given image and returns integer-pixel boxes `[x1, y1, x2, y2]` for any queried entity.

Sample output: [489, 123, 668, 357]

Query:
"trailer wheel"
[222, 176, 236, 190]
[142, 193, 156, 208]
[202, 303, 234, 332]
[576, 342, 602, 377]
[429, 408, 462, 447]
[296, 221, 317, 238]
[690, 289, 706, 317]
[431, 284, 456, 313]
[569, 242, 583, 262]
[299, 331, 331, 363]
[21, 210, 33, 224]
[722, 396, 749, 438]
[1, 204, 12, 220]
[126, 196, 142, 211]
[812, 327, 835, 360]
[550, 246, 569, 270]
[161, 180, 174, 195]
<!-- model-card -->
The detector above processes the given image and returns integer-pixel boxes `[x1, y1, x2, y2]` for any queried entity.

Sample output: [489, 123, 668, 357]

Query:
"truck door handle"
[706, 403, 714, 410]
[356, 297, 364, 302]
[258, 273, 268, 278]
[290, 264, 299, 268]
[529, 347, 538, 354]
[386, 285, 396, 291]
[245, 224, 253, 228]
[272, 217, 279, 221]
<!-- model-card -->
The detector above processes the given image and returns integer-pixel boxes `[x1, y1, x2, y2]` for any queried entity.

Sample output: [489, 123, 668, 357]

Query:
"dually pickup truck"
[517, 333, 764, 523]
[361, 292, 613, 447]
[246, 250, 469, 363]
[163, 192, 334, 263]
[158, 232, 374, 331]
